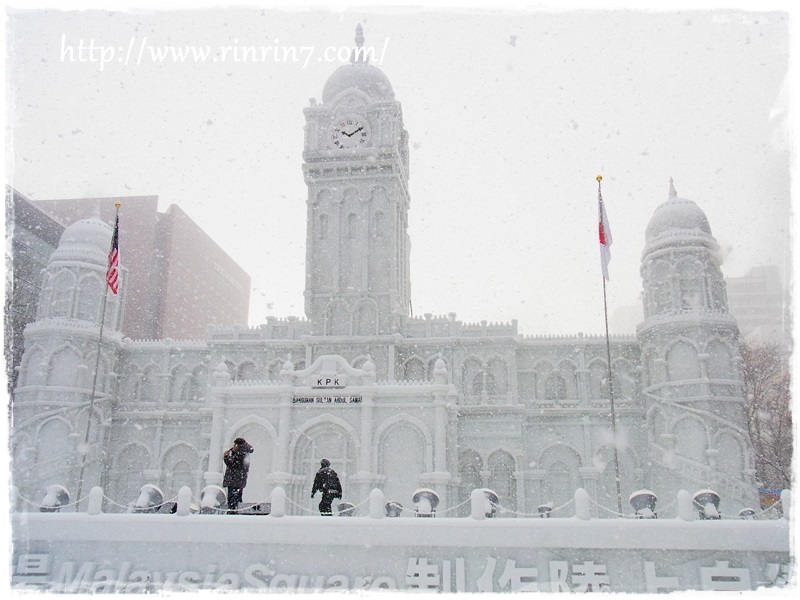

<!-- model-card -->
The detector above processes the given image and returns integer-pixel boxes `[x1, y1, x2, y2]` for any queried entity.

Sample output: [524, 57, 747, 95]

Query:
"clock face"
[331, 115, 370, 149]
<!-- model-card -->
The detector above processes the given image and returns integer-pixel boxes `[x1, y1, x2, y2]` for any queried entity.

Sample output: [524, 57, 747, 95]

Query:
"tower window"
[319, 214, 328, 240]
[348, 213, 357, 240]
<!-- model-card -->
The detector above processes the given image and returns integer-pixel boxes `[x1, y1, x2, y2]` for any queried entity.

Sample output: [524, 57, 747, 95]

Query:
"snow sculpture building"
[10, 27, 758, 518]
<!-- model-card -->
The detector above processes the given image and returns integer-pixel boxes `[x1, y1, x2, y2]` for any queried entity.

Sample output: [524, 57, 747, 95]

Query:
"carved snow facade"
[10, 29, 757, 517]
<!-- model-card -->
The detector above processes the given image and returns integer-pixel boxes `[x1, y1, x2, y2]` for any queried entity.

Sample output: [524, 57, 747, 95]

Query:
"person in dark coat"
[223, 437, 254, 513]
[311, 458, 342, 516]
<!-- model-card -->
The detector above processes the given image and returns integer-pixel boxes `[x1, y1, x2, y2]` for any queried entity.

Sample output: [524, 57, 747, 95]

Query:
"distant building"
[4, 187, 65, 391]
[29, 196, 251, 340]
[725, 266, 791, 349]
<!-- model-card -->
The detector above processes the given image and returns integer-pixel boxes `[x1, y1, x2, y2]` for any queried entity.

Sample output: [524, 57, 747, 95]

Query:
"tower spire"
[351, 23, 367, 64]
[669, 177, 677, 198]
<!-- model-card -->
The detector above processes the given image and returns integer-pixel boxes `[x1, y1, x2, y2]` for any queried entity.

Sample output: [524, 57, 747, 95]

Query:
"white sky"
[4, 1, 793, 336]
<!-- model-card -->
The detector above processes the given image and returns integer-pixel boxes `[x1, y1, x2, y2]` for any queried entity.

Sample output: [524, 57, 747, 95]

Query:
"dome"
[321, 25, 394, 104]
[49, 213, 113, 267]
[322, 62, 395, 104]
[645, 179, 712, 242]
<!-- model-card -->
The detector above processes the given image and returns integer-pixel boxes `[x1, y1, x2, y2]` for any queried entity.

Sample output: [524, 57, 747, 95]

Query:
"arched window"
[327, 302, 350, 336]
[472, 371, 496, 395]
[588, 361, 609, 401]
[533, 361, 554, 400]
[378, 422, 427, 513]
[488, 450, 517, 516]
[405, 358, 426, 381]
[674, 418, 708, 463]
[76, 276, 102, 322]
[316, 189, 331, 205]
[293, 425, 356, 514]
[162, 444, 198, 498]
[353, 301, 378, 336]
[169, 460, 194, 497]
[51, 271, 75, 318]
[238, 361, 256, 381]
[37, 418, 72, 466]
[678, 260, 703, 309]
[545, 373, 567, 401]
[268, 360, 283, 381]
[545, 461, 573, 509]
[48, 347, 82, 387]
[461, 359, 482, 398]
[374, 211, 385, 237]
[170, 365, 188, 403]
[667, 342, 700, 381]
[651, 261, 672, 314]
[487, 358, 507, 395]
[347, 213, 357, 240]
[319, 214, 329, 240]
[187, 366, 206, 402]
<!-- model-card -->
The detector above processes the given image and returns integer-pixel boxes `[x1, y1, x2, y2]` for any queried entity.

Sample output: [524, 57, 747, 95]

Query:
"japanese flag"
[598, 185, 612, 281]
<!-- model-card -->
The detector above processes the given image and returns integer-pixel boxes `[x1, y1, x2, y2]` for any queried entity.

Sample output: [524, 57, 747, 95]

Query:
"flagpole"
[597, 175, 623, 516]
[75, 201, 120, 510]
[602, 272, 623, 516]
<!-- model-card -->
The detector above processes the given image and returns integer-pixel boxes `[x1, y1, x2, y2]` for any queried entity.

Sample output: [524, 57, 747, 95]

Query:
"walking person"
[311, 459, 342, 516]
[223, 437, 254, 514]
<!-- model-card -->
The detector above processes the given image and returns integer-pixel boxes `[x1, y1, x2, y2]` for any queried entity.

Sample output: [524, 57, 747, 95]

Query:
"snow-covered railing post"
[369, 488, 385, 519]
[574, 488, 591, 520]
[175, 486, 192, 516]
[677, 490, 694, 521]
[470, 489, 486, 520]
[480, 489, 499, 518]
[270, 486, 286, 517]
[780, 489, 791, 521]
[87, 486, 104, 515]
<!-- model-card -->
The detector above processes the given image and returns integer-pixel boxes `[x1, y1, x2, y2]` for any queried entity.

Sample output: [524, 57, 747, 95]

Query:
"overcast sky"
[5, 2, 792, 336]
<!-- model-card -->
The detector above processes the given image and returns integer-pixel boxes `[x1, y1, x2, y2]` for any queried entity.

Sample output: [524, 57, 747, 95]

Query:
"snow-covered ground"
[10, 488, 792, 593]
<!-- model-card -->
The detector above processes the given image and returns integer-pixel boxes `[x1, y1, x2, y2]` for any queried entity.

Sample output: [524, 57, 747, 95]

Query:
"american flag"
[598, 180, 613, 281]
[106, 214, 120, 294]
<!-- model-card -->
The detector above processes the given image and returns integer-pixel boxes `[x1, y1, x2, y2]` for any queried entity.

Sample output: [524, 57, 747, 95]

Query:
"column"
[579, 466, 600, 516]
[274, 392, 293, 474]
[204, 401, 225, 485]
[356, 391, 376, 507]
[514, 469, 526, 516]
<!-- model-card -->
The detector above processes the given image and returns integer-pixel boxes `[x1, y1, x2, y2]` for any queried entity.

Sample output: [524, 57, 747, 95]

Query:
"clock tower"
[302, 25, 411, 336]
